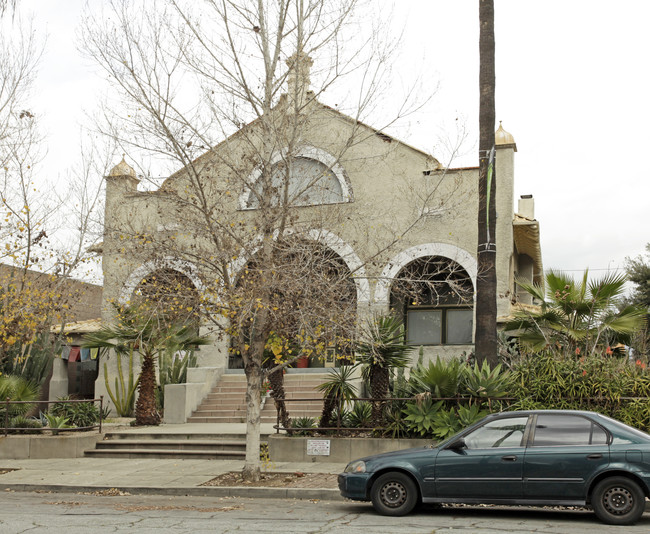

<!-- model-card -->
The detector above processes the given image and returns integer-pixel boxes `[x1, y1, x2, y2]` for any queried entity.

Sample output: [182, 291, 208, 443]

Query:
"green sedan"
[338, 410, 650, 525]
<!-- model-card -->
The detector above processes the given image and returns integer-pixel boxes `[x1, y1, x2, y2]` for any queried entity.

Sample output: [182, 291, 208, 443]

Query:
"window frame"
[405, 304, 473, 346]
[528, 414, 612, 447]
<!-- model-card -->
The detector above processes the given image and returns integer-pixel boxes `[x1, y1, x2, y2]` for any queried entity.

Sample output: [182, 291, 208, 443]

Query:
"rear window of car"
[531, 415, 608, 446]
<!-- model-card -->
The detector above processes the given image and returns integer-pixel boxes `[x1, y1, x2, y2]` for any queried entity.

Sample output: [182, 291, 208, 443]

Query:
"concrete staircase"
[85, 431, 250, 460]
[187, 372, 328, 424]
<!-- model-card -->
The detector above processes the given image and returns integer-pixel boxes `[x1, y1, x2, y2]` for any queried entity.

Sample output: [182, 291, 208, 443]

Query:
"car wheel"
[591, 476, 646, 525]
[370, 472, 419, 516]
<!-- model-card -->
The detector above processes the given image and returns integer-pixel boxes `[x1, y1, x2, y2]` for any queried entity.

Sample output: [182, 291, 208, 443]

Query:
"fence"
[2, 396, 104, 437]
[270, 395, 650, 435]
[271, 395, 517, 434]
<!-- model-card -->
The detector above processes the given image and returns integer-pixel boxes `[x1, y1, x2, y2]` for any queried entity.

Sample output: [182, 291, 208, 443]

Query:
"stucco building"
[96, 61, 542, 416]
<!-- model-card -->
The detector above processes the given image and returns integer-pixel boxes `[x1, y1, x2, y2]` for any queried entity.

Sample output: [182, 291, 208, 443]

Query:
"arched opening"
[390, 256, 474, 346]
[228, 240, 357, 368]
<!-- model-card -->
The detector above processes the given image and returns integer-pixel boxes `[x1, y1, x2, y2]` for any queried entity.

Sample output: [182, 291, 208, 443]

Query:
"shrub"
[9, 416, 42, 434]
[382, 403, 409, 439]
[347, 401, 372, 428]
[0, 375, 38, 420]
[403, 397, 443, 437]
[50, 397, 100, 428]
[291, 416, 316, 436]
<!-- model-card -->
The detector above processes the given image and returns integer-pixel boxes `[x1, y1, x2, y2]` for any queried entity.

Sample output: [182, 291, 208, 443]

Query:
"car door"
[434, 415, 530, 500]
[523, 414, 610, 500]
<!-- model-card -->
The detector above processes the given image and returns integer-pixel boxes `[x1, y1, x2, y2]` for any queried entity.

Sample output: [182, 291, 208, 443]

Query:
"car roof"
[488, 409, 604, 418]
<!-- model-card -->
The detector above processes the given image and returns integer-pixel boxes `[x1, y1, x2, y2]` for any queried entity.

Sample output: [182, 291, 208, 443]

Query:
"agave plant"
[462, 360, 511, 400]
[403, 397, 443, 437]
[347, 401, 372, 428]
[431, 408, 461, 440]
[408, 356, 465, 398]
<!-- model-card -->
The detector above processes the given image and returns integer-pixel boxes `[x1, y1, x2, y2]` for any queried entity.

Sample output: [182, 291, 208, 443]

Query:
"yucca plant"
[317, 366, 357, 428]
[382, 403, 410, 439]
[355, 314, 412, 426]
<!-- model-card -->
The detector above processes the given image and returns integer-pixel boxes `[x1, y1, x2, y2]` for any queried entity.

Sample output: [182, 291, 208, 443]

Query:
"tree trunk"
[475, 0, 498, 366]
[370, 365, 389, 427]
[320, 394, 338, 428]
[243, 358, 262, 482]
[267, 367, 291, 430]
[135, 353, 161, 426]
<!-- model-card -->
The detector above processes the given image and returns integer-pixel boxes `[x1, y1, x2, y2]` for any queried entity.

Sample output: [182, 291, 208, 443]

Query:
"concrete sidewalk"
[0, 457, 346, 500]
[0, 422, 346, 500]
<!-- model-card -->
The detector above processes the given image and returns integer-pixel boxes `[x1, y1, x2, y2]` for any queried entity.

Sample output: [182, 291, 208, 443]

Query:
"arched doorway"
[228, 241, 357, 369]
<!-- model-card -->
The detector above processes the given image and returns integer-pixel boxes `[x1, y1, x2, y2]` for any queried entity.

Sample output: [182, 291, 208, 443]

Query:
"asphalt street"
[1, 491, 649, 534]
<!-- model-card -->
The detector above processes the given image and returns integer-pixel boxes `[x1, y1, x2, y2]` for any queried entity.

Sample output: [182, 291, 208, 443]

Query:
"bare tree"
[0, 16, 106, 363]
[82, 0, 463, 481]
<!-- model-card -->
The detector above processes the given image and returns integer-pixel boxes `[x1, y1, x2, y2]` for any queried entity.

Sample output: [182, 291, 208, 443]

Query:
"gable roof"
[161, 95, 440, 189]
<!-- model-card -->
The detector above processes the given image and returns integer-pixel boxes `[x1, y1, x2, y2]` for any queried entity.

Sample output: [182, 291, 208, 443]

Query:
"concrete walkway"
[0, 422, 346, 500]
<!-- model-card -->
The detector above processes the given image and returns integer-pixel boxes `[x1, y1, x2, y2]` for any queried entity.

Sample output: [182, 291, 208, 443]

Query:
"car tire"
[370, 472, 419, 516]
[591, 476, 646, 525]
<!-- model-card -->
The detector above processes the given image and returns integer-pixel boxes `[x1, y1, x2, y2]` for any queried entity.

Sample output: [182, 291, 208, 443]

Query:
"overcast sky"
[15, 0, 650, 283]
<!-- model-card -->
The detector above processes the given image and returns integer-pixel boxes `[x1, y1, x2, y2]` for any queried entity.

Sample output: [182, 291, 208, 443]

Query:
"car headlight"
[344, 460, 366, 473]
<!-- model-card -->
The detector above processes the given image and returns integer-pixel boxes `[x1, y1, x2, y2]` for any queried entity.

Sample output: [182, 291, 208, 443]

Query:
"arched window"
[390, 256, 474, 345]
[246, 156, 345, 208]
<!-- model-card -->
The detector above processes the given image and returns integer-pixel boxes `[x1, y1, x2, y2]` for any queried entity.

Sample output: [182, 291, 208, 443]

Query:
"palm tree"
[475, 0, 498, 366]
[505, 270, 646, 356]
[355, 314, 412, 426]
[84, 306, 210, 426]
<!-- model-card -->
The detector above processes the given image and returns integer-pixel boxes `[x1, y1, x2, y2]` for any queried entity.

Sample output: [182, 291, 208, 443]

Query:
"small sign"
[307, 439, 331, 456]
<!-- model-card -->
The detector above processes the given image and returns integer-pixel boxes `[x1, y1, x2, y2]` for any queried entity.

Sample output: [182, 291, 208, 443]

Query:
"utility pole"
[475, 0, 498, 365]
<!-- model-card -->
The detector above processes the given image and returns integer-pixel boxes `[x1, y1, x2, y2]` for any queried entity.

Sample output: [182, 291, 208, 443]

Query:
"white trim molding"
[238, 145, 353, 209]
[119, 257, 205, 305]
[374, 243, 478, 306]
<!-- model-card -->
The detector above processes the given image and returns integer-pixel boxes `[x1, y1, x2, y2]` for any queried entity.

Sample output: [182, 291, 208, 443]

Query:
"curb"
[0, 484, 343, 501]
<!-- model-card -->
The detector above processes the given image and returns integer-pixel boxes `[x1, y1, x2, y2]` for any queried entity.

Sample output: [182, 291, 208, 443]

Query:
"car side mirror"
[447, 437, 467, 451]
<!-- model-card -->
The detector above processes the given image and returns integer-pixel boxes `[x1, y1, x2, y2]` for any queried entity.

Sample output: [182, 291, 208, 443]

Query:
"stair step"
[188, 416, 280, 423]
[95, 439, 246, 451]
[84, 448, 246, 460]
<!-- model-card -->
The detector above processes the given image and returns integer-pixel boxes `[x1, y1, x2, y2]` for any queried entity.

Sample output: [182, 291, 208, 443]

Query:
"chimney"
[286, 52, 313, 111]
[518, 195, 535, 219]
